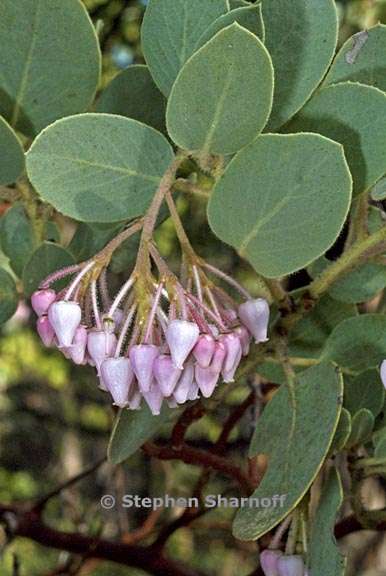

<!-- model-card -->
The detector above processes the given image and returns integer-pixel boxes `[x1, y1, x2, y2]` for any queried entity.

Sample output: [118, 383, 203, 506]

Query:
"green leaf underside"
[324, 24, 386, 93]
[323, 314, 386, 373]
[232, 363, 342, 540]
[196, 4, 265, 48]
[261, 0, 338, 131]
[346, 409, 374, 447]
[287, 82, 386, 196]
[108, 404, 174, 465]
[208, 133, 352, 278]
[142, 0, 228, 96]
[26, 113, 174, 223]
[309, 256, 386, 304]
[166, 24, 273, 155]
[0, 203, 36, 277]
[22, 241, 75, 297]
[0, 116, 24, 184]
[0, 0, 100, 137]
[96, 65, 167, 133]
[344, 369, 385, 418]
[0, 267, 18, 324]
[308, 467, 346, 576]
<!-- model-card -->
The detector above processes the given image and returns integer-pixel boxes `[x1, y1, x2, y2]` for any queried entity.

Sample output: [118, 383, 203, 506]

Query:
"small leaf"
[287, 82, 386, 196]
[22, 241, 75, 297]
[329, 408, 352, 453]
[374, 436, 386, 459]
[26, 113, 174, 223]
[323, 314, 386, 373]
[96, 65, 167, 133]
[0, 116, 24, 185]
[108, 405, 175, 465]
[208, 133, 352, 278]
[346, 409, 374, 448]
[0, 267, 18, 324]
[196, 5, 265, 48]
[323, 24, 386, 92]
[232, 363, 342, 540]
[309, 256, 386, 304]
[308, 467, 346, 576]
[0, 0, 101, 137]
[261, 0, 338, 130]
[141, 0, 228, 96]
[0, 203, 36, 277]
[166, 24, 273, 155]
[371, 177, 386, 202]
[344, 370, 385, 418]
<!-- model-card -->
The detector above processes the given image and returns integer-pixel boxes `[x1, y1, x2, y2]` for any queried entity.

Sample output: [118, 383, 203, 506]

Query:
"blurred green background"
[1, 1, 386, 575]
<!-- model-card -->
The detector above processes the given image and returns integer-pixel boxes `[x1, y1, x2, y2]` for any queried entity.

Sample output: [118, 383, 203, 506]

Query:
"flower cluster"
[31, 241, 269, 415]
[260, 550, 308, 576]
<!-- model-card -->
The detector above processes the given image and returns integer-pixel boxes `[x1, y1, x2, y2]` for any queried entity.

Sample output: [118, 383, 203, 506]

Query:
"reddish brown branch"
[171, 401, 206, 449]
[215, 391, 255, 453]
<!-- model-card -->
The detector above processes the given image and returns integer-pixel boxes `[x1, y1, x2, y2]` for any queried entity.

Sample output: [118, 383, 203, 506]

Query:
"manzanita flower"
[277, 555, 305, 576]
[260, 549, 283, 576]
[31, 240, 270, 414]
[380, 359, 386, 389]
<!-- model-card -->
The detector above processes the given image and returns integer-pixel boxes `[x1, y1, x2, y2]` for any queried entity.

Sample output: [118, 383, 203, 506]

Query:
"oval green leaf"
[22, 241, 75, 297]
[0, 0, 101, 137]
[196, 4, 265, 48]
[167, 24, 273, 155]
[323, 314, 386, 373]
[26, 113, 175, 223]
[208, 133, 352, 278]
[346, 408, 374, 448]
[0, 203, 36, 277]
[0, 267, 18, 324]
[262, 0, 338, 131]
[0, 116, 24, 184]
[329, 408, 352, 453]
[232, 363, 342, 540]
[96, 65, 167, 133]
[344, 369, 385, 418]
[287, 82, 386, 196]
[323, 24, 386, 92]
[142, 0, 228, 96]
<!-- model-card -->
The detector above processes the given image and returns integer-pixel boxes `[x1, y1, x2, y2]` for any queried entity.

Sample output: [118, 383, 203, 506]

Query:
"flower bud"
[211, 341, 227, 373]
[143, 382, 163, 415]
[260, 549, 282, 576]
[277, 555, 305, 576]
[235, 325, 251, 356]
[69, 325, 88, 364]
[100, 357, 134, 407]
[48, 300, 82, 347]
[87, 329, 117, 374]
[166, 319, 199, 369]
[195, 364, 219, 398]
[128, 387, 142, 410]
[187, 380, 200, 401]
[36, 315, 55, 347]
[221, 332, 242, 382]
[238, 298, 270, 343]
[153, 354, 181, 396]
[129, 344, 159, 393]
[380, 359, 386, 389]
[173, 361, 194, 404]
[193, 334, 216, 368]
[31, 289, 56, 317]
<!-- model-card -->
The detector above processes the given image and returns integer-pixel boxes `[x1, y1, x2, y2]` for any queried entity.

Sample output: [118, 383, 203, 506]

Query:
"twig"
[171, 401, 206, 449]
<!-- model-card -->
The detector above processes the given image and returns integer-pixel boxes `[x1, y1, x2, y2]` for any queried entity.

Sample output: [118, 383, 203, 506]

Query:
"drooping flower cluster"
[31, 243, 269, 415]
[260, 550, 308, 576]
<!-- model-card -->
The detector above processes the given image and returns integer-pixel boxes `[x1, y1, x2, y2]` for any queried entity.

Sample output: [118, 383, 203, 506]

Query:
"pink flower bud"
[153, 354, 181, 396]
[221, 332, 242, 373]
[87, 329, 117, 373]
[380, 359, 386, 389]
[277, 555, 305, 576]
[48, 301, 82, 347]
[129, 344, 159, 393]
[36, 315, 55, 347]
[195, 364, 220, 398]
[128, 387, 142, 410]
[143, 382, 163, 415]
[187, 380, 200, 401]
[69, 325, 88, 364]
[166, 319, 199, 369]
[31, 289, 56, 316]
[211, 341, 227, 373]
[260, 549, 283, 576]
[173, 361, 194, 404]
[235, 325, 251, 356]
[100, 357, 134, 407]
[193, 334, 216, 368]
[238, 298, 270, 343]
